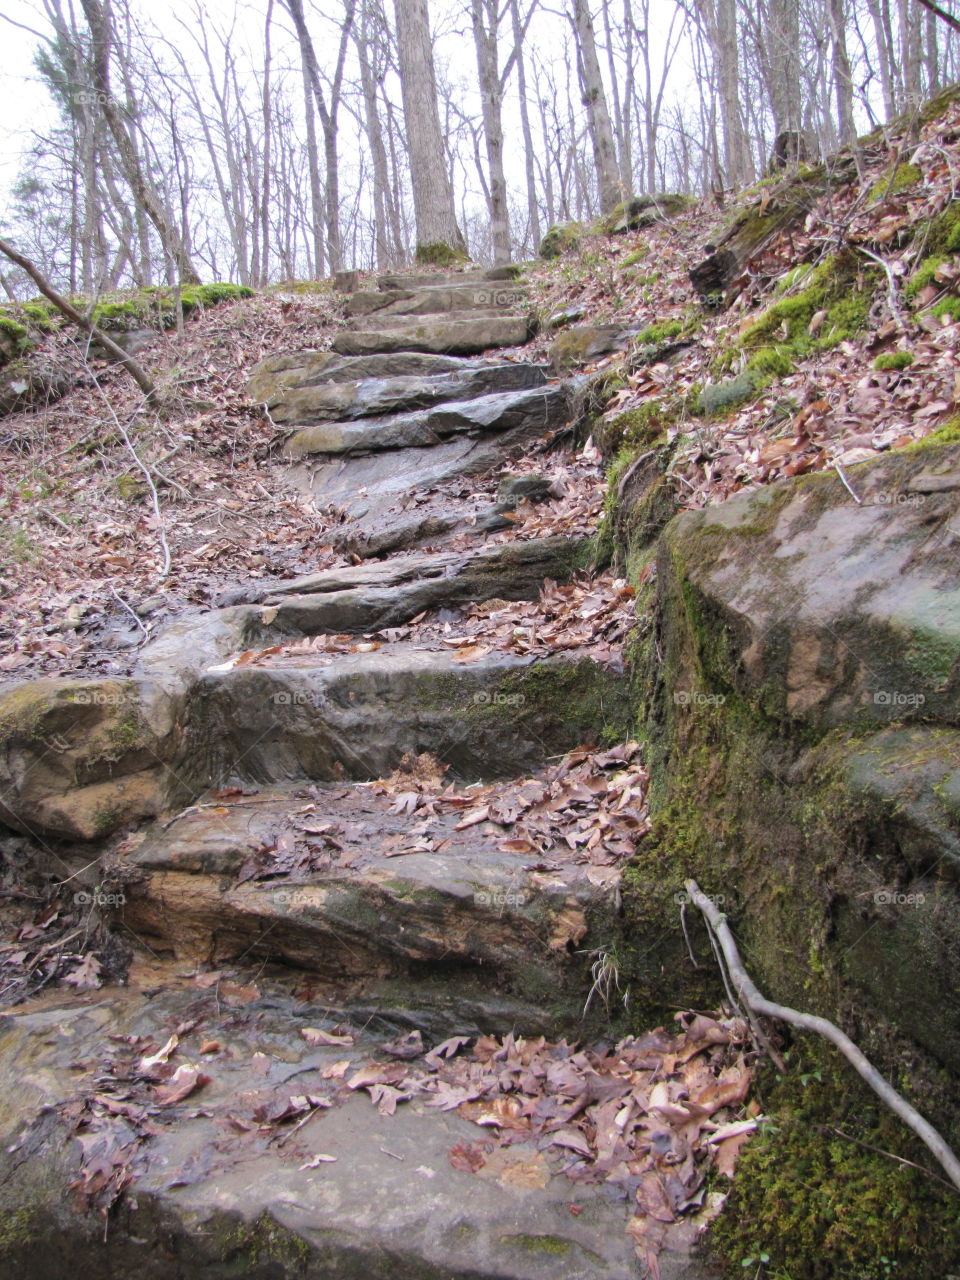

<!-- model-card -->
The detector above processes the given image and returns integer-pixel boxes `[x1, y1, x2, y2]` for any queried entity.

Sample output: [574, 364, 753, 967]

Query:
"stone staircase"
[121, 265, 628, 1037]
[0, 266, 717, 1279]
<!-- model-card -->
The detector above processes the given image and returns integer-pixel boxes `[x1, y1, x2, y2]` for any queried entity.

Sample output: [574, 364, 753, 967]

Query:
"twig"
[857, 244, 907, 332]
[685, 877, 960, 1193]
[38, 506, 71, 534]
[818, 1124, 957, 1191]
[834, 461, 862, 504]
[83, 371, 172, 582]
[108, 585, 148, 636]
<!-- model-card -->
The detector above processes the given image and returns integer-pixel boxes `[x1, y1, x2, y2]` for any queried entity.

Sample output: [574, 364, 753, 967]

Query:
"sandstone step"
[344, 308, 522, 332]
[249, 536, 588, 634]
[0, 982, 711, 1279]
[177, 646, 629, 793]
[264, 361, 551, 427]
[117, 783, 616, 1033]
[300, 425, 560, 557]
[247, 350, 471, 405]
[346, 282, 528, 319]
[332, 315, 535, 358]
[146, 538, 586, 680]
[284, 383, 570, 458]
[377, 264, 521, 290]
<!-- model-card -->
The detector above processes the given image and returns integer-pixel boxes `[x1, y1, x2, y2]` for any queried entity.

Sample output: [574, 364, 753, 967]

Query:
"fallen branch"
[684, 877, 960, 1193]
[857, 244, 907, 332]
[0, 235, 155, 398]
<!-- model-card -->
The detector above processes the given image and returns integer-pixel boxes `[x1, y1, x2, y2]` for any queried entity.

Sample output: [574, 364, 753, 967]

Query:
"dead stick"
[0, 236, 155, 398]
[684, 877, 960, 1193]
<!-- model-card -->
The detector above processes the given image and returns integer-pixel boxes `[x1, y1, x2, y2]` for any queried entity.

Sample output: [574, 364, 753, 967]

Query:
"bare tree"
[394, 0, 466, 261]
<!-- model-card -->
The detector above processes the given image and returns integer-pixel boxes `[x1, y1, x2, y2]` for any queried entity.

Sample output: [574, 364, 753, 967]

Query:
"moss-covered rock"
[603, 194, 693, 235]
[538, 222, 583, 260]
[0, 678, 176, 840]
[414, 241, 470, 268]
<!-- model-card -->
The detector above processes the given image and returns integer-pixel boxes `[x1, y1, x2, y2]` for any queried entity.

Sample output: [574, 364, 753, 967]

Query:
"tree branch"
[0, 237, 155, 399]
[914, 0, 960, 36]
[684, 877, 960, 1193]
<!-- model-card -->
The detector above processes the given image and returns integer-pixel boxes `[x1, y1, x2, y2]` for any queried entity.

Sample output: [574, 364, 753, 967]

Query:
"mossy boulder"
[630, 450, 960, 1272]
[0, 678, 177, 840]
[414, 241, 470, 268]
[603, 193, 693, 235]
[538, 222, 583, 260]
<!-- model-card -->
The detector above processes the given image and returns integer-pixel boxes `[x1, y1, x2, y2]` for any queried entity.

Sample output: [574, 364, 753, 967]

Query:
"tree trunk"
[79, 0, 200, 284]
[394, 0, 466, 260]
[828, 0, 857, 145]
[571, 0, 621, 214]
[471, 0, 510, 263]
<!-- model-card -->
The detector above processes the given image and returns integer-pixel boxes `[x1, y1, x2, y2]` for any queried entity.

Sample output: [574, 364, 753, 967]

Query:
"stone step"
[245, 536, 588, 634]
[260, 361, 551, 427]
[247, 350, 471, 405]
[377, 264, 521, 290]
[347, 283, 528, 319]
[284, 382, 570, 458]
[176, 646, 629, 793]
[332, 314, 535, 358]
[344, 307, 523, 332]
[0, 982, 712, 1279]
[301, 428, 562, 558]
[145, 538, 587, 681]
[117, 783, 616, 1034]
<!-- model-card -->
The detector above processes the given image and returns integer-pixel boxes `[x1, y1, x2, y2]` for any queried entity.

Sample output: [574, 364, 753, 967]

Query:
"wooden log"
[689, 159, 856, 308]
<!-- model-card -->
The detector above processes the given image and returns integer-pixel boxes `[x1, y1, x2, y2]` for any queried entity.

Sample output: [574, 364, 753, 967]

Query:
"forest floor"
[5, 93, 960, 691]
[4, 91, 960, 689]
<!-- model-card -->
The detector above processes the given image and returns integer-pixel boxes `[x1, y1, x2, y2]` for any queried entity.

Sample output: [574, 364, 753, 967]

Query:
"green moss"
[502, 1234, 572, 1256]
[748, 346, 795, 378]
[621, 248, 649, 267]
[874, 351, 914, 371]
[634, 318, 684, 346]
[904, 255, 950, 299]
[929, 295, 960, 323]
[114, 473, 147, 502]
[0, 1206, 39, 1257]
[598, 402, 672, 458]
[698, 370, 759, 416]
[711, 1049, 960, 1280]
[869, 162, 923, 202]
[902, 416, 960, 450]
[538, 222, 583, 260]
[0, 314, 32, 363]
[738, 252, 878, 361]
[221, 1214, 311, 1268]
[414, 242, 469, 267]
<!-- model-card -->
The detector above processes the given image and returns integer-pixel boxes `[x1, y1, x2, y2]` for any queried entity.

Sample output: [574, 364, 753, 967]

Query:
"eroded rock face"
[0, 678, 176, 840]
[661, 446, 960, 731]
[284, 383, 571, 457]
[254, 361, 550, 426]
[642, 443, 960, 1075]
[176, 648, 630, 793]
[117, 784, 607, 1032]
